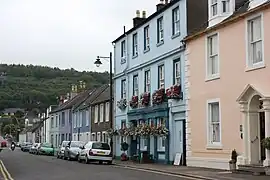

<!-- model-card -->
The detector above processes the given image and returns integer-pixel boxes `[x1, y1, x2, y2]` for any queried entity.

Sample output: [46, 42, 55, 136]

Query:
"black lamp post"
[94, 52, 113, 144]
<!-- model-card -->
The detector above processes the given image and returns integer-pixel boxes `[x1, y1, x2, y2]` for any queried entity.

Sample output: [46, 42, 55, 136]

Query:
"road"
[0, 149, 201, 180]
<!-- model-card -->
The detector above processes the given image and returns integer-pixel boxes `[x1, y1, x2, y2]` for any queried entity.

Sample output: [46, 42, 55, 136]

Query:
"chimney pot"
[136, 10, 140, 18]
[142, 11, 146, 18]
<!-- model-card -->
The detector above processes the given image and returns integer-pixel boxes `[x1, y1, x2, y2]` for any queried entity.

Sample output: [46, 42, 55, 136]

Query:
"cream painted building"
[184, 0, 270, 169]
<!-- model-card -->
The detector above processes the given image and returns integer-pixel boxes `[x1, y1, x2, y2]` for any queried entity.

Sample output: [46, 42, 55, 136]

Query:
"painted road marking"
[0, 160, 13, 180]
[115, 165, 218, 180]
[0, 162, 7, 180]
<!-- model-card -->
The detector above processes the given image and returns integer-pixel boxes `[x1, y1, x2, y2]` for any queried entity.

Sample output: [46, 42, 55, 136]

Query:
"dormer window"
[211, 0, 218, 17]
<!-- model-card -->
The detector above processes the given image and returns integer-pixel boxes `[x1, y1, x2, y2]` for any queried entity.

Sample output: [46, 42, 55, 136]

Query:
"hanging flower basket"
[152, 88, 165, 105]
[262, 137, 270, 150]
[127, 126, 136, 136]
[135, 124, 156, 137]
[155, 125, 169, 137]
[129, 96, 138, 108]
[117, 99, 127, 110]
[140, 92, 150, 106]
[166, 84, 182, 100]
[106, 128, 119, 137]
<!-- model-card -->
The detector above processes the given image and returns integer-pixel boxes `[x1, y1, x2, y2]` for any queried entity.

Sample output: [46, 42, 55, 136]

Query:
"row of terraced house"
[41, 0, 270, 171]
[112, 0, 270, 170]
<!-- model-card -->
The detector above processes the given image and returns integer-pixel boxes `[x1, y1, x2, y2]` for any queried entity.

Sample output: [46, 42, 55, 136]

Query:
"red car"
[1, 141, 7, 148]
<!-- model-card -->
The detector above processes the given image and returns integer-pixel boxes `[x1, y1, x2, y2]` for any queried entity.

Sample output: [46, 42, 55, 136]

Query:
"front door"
[260, 112, 265, 163]
[174, 120, 184, 165]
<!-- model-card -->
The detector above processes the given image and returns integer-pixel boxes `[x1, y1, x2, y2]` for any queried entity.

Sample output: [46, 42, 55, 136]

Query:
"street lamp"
[94, 52, 113, 146]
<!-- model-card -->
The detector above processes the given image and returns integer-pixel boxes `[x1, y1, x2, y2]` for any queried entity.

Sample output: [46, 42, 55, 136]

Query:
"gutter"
[184, 2, 270, 42]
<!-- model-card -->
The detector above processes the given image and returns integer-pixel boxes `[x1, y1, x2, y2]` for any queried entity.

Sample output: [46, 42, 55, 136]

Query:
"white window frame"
[246, 13, 264, 70]
[79, 112, 82, 127]
[133, 75, 139, 96]
[97, 132, 101, 142]
[140, 137, 147, 151]
[102, 131, 108, 143]
[94, 105, 98, 123]
[206, 98, 222, 148]
[174, 59, 181, 85]
[91, 133, 96, 141]
[144, 26, 150, 50]
[157, 17, 164, 43]
[105, 102, 109, 122]
[210, 0, 218, 17]
[121, 79, 126, 99]
[221, 0, 230, 13]
[121, 40, 126, 58]
[206, 32, 220, 80]
[85, 110, 89, 126]
[145, 70, 151, 92]
[133, 33, 138, 56]
[172, 7, 180, 35]
[158, 65, 165, 89]
[99, 104, 104, 122]
[73, 114, 76, 128]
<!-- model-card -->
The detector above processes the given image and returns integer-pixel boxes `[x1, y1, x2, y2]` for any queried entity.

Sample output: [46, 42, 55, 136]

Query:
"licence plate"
[97, 151, 105, 154]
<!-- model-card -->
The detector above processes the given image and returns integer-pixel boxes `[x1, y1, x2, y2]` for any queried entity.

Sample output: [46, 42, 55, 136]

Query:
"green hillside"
[0, 64, 109, 110]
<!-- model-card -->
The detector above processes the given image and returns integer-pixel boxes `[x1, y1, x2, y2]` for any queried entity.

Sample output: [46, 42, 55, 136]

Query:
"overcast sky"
[0, 0, 157, 72]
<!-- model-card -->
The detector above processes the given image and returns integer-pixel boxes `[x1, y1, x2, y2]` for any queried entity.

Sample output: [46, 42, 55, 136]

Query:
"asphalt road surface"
[0, 149, 201, 180]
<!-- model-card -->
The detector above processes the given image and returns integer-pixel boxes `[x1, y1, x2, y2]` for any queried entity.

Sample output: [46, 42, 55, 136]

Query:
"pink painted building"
[184, 0, 270, 170]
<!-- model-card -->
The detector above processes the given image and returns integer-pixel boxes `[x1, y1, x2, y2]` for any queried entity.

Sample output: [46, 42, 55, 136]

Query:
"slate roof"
[185, 0, 270, 41]
[78, 84, 110, 110]
[91, 85, 113, 105]
[72, 88, 97, 111]
[49, 91, 89, 114]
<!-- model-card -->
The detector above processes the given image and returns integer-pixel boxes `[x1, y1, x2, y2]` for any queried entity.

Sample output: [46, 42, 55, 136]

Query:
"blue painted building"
[72, 90, 92, 142]
[112, 0, 208, 164]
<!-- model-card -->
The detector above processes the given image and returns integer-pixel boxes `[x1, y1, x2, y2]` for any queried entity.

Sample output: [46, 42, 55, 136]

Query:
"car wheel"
[99, 161, 103, 164]
[107, 161, 112, 165]
[85, 156, 89, 164]
[67, 154, 71, 161]
[78, 156, 82, 163]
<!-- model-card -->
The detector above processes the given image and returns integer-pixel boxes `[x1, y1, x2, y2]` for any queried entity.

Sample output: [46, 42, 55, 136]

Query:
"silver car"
[29, 143, 40, 154]
[57, 141, 69, 159]
[63, 141, 85, 161]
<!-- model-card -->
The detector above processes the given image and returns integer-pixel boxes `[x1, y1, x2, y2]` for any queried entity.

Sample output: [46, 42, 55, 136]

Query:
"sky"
[0, 0, 158, 72]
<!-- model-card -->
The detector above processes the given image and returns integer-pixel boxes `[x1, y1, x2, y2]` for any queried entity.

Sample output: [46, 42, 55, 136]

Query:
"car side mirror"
[79, 146, 84, 149]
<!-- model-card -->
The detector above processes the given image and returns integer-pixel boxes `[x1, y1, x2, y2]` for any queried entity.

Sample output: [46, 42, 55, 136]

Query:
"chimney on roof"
[156, 0, 165, 11]
[133, 10, 146, 27]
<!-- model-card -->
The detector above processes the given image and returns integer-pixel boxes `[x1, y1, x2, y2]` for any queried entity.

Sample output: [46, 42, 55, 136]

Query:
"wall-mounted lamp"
[180, 40, 186, 49]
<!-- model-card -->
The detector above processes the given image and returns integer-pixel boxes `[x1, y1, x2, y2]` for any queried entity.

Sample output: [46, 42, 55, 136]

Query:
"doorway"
[259, 112, 265, 163]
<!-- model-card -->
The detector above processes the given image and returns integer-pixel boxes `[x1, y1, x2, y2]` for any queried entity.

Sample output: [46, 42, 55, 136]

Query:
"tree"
[0, 64, 110, 110]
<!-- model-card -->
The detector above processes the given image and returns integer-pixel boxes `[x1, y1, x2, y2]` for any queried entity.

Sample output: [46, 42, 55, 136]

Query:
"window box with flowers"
[166, 84, 182, 100]
[152, 88, 166, 105]
[118, 127, 129, 137]
[117, 99, 127, 110]
[129, 95, 139, 109]
[106, 128, 119, 137]
[140, 92, 150, 107]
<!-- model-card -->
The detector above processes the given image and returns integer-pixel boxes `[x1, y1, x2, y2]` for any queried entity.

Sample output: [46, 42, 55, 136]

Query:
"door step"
[237, 164, 265, 175]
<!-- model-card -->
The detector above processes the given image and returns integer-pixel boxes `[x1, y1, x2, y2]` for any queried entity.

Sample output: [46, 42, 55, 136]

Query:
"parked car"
[21, 142, 32, 152]
[29, 143, 40, 154]
[57, 141, 69, 159]
[37, 143, 54, 156]
[63, 141, 84, 161]
[1, 140, 7, 148]
[77, 141, 112, 164]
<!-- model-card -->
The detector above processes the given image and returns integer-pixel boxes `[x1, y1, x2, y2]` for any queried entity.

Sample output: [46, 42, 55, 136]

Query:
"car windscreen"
[92, 142, 110, 150]
[42, 143, 52, 148]
[62, 141, 69, 147]
[70, 141, 84, 147]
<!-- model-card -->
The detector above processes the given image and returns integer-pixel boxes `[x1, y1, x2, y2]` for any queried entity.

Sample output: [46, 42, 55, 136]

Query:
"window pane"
[252, 41, 262, 64]
[212, 123, 220, 142]
[211, 103, 219, 123]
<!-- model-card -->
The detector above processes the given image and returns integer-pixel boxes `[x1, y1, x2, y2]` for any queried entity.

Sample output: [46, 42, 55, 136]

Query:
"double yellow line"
[0, 160, 14, 180]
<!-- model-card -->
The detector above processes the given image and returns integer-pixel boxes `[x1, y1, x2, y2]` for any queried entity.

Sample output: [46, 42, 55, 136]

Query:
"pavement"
[114, 160, 270, 180]
[0, 148, 212, 180]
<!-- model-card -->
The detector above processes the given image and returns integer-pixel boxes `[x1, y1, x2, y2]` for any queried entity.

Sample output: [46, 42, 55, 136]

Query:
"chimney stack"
[133, 10, 146, 27]
[156, 0, 165, 11]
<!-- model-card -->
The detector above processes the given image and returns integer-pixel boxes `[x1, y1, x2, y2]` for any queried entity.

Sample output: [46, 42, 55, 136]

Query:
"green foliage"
[0, 64, 109, 110]
[262, 137, 270, 150]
